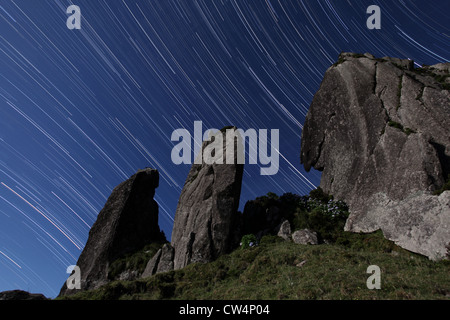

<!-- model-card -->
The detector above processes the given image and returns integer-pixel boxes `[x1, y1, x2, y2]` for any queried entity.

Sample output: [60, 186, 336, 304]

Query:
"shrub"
[252, 192, 280, 208]
[309, 187, 332, 203]
[259, 234, 284, 245]
[108, 241, 166, 280]
[240, 234, 258, 249]
[292, 189, 349, 243]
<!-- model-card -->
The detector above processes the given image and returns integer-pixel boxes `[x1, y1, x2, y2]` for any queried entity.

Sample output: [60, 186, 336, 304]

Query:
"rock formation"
[292, 229, 318, 245]
[0, 290, 47, 300]
[171, 127, 244, 270]
[301, 52, 450, 260]
[141, 243, 175, 278]
[59, 168, 165, 296]
[276, 220, 292, 241]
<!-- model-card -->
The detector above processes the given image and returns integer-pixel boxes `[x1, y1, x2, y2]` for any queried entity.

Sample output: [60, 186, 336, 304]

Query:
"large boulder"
[59, 168, 165, 296]
[301, 52, 450, 260]
[171, 127, 244, 270]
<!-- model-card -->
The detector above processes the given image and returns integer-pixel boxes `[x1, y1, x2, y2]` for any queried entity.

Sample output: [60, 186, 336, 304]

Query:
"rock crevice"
[171, 127, 244, 270]
[301, 53, 450, 260]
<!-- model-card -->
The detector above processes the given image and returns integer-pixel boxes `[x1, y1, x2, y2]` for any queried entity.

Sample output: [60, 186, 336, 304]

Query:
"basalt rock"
[301, 52, 450, 260]
[171, 127, 244, 270]
[59, 168, 165, 296]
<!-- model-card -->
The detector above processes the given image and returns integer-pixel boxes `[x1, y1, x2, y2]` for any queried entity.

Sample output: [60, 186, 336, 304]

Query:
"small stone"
[141, 249, 162, 278]
[296, 260, 307, 268]
[276, 220, 292, 241]
[292, 229, 318, 245]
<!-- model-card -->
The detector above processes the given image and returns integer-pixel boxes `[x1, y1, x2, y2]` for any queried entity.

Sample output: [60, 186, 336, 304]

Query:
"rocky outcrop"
[141, 243, 175, 278]
[0, 290, 47, 300]
[171, 127, 244, 270]
[356, 191, 450, 260]
[276, 220, 292, 241]
[292, 229, 318, 245]
[301, 52, 450, 260]
[59, 168, 166, 296]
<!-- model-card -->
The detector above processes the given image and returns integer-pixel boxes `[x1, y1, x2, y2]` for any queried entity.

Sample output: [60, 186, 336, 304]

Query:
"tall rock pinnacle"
[171, 127, 244, 270]
[59, 168, 165, 296]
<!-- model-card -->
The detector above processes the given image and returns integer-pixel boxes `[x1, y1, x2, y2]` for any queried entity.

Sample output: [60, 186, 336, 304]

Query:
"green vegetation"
[433, 175, 450, 196]
[291, 188, 349, 243]
[387, 121, 415, 136]
[240, 234, 258, 249]
[58, 188, 449, 300]
[411, 66, 450, 90]
[332, 56, 346, 67]
[332, 53, 366, 67]
[434, 73, 449, 84]
[388, 120, 403, 130]
[108, 242, 166, 280]
[244, 188, 349, 244]
[60, 231, 450, 300]
[440, 82, 450, 90]
[350, 53, 367, 58]
[403, 127, 416, 135]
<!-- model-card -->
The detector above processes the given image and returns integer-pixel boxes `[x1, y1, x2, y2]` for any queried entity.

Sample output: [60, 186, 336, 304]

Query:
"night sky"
[0, 0, 448, 298]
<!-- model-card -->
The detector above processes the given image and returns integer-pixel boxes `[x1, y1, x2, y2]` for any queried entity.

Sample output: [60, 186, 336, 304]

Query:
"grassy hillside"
[60, 231, 450, 300]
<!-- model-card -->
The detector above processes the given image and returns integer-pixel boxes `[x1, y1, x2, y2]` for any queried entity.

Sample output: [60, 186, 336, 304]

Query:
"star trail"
[0, 0, 448, 298]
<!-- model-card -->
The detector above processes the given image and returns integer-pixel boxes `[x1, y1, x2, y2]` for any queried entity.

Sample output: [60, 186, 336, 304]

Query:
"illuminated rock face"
[59, 168, 165, 296]
[301, 53, 450, 260]
[171, 127, 244, 270]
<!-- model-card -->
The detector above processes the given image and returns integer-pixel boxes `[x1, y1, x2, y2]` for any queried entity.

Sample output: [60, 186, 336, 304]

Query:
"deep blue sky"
[0, 0, 448, 298]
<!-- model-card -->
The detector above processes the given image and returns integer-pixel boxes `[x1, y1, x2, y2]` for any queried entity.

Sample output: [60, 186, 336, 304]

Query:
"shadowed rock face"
[171, 127, 244, 270]
[59, 168, 165, 296]
[0, 290, 47, 300]
[301, 52, 450, 260]
[141, 243, 175, 278]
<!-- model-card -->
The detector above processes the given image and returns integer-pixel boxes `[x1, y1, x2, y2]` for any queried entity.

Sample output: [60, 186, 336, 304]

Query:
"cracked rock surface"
[301, 52, 450, 260]
[59, 168, 165, 296]
[171, 127, 244, 270]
